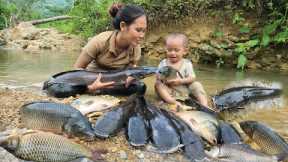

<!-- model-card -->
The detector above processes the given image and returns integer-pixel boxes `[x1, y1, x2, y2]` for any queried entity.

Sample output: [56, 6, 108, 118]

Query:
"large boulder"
[0, 22, 85, 52]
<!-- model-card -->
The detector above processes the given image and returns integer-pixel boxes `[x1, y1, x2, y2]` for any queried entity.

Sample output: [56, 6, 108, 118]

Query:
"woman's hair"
[109, 3, 146, 30]
[165, 33, 188, 48]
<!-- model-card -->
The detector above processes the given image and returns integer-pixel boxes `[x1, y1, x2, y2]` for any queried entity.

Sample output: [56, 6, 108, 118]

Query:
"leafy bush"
[124, 0, 224, 26]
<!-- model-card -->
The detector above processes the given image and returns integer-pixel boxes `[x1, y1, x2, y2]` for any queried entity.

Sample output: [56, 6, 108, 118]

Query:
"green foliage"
[212, 29, 224, 38]
[240, 0, 288, 47]
[232, 12, 245, 25]
[239, 24, 250, 34]
[235, 39, 259, 54]
[274, 27, 288, 43]
[66, 0, 116, 38]
[0, 0, 15, 29]
[38, 20, 74, 33]
[237, 54, 247, 71]
[0, 0, 44, 29]
[124, 0, 221, 26]
[261, 19, 282, 46]
[241, 0, 256, 9]
[234, 39, 258, 70]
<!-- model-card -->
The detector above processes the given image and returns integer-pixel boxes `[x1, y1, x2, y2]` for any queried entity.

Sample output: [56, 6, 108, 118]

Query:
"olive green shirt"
[83, 31, 141, 70]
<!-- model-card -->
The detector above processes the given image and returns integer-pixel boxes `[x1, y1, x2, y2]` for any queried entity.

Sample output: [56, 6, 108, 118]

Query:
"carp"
[176, 111, 220, 145]
[0, 129, 103, 162]
[212, 86, 282, 111]
[206, 144, 278, 162]
[20, 101, 95, 140]
[71, 95, 121, 115]
[240, 121, 288, 157]
[43, 66, 157, 98]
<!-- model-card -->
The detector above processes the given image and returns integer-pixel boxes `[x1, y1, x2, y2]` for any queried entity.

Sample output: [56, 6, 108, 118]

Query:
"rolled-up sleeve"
[82, 36, 103, 59]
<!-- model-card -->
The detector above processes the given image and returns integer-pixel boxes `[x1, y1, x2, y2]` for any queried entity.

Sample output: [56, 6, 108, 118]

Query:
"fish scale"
[252, 123, 288, 155]
[240, 121, 288, 157]
[20, 101, 95, 139]
[14, 131, 92, 162]
[21, 102, 73, 132]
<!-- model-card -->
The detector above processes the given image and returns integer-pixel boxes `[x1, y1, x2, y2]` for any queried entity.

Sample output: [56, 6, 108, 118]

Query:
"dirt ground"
[0, 88, 189, 162]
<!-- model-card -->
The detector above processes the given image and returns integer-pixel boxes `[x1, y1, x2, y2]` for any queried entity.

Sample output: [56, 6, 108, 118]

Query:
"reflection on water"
[0, 49, 78, 88]
[0, 49, 288, 140]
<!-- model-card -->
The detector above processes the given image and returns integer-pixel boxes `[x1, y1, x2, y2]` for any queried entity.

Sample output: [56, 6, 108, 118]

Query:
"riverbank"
[0, 88, 189, 162]
[1, 10, 287, 72]
[0, 22, 85, 53]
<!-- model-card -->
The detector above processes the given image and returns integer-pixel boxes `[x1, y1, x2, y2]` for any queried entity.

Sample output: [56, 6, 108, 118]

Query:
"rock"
[119, 150, 128, 160]
[246, 61, 262, 69]
[136, 153, 145, 159]
[227, 35, 239, 42]
[0, 23, 84, 52]
[279, 63, 288, 71]
[210, 40, 222, 49]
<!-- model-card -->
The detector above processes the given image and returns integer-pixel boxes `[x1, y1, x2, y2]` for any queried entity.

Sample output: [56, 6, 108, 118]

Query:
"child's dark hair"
[109, 3, 146, 30]
[165, 33, 188, 48]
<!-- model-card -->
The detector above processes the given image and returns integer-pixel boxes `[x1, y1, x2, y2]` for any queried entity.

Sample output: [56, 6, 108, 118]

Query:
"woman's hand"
[88, 73, 115, 91]
[125, 76, 135, 88]
[166, 78, 183, 86]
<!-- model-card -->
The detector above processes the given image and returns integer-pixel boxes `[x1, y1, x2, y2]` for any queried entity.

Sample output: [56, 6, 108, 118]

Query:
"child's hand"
[166, 78, 183, 86]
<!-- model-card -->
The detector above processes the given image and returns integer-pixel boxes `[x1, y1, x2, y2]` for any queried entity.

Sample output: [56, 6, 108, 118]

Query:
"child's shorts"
[168, 81, 207, 101]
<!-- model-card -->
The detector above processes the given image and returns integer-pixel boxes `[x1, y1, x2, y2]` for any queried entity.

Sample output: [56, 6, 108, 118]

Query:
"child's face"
[165, 37, 187, 63]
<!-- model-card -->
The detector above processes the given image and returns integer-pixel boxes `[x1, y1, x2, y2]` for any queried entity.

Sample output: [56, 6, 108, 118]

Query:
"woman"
[74, 3, 147, 93]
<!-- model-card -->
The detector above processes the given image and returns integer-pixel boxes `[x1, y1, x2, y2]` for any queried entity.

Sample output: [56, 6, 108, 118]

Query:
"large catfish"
[43, 66, 157, 98]
[93, 95, 136, 138]
[145, 104, 182, 153]
[126, 96, 149, 147]
[161, 109, 207, 161]
[219, 121, 242, 144]
[212, 86, 282, 111]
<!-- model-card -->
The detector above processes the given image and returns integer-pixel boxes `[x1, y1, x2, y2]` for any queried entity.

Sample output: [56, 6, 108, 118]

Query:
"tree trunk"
[26, 15, 74, 25]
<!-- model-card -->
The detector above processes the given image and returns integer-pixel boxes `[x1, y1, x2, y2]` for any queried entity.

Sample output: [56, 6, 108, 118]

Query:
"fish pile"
[0, 65, 286, 162]
[0, 92, 287, 161]
[93, 94, 288, 162]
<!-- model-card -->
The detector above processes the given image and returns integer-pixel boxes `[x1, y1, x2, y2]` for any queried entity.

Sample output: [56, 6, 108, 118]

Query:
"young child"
[155, 33, 208, 109]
